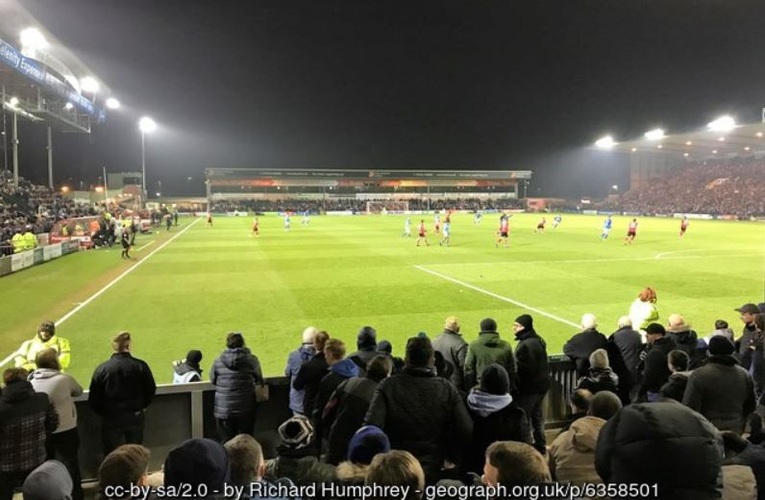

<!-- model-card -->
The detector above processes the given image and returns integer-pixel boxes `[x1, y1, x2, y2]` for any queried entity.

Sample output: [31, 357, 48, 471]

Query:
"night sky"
[8, 0, 765, 197]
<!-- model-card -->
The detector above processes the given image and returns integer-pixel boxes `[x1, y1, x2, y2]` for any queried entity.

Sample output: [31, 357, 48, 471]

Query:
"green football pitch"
[1, 213, 763, 384]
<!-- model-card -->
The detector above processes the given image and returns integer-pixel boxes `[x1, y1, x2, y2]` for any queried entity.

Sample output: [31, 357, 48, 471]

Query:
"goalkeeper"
[14, 321, 71, 372]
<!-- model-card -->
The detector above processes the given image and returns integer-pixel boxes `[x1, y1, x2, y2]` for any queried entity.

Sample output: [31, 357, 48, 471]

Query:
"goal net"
[366, 200, 409, 214]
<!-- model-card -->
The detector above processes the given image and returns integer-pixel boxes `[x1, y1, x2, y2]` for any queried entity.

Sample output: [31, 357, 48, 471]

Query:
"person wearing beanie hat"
[285, 327, 318, 415]
[336, 426, 391, 487]
[264, 415, 336, 485]
[683, 335, 755, 434]
[464, 318, 517, 393]
[463, 364, 531, 475]
[348, 326, 378, 375]
[638, 323, 677, 402]
[376, 340, 405, 375]
[512, 313, 550, 454]
[22, 460, 73, 500]
[164, 438, 230, 493]
[433, 315, 469, 393]
[365, 336, 472, 484]
[172, 349, 204, 384]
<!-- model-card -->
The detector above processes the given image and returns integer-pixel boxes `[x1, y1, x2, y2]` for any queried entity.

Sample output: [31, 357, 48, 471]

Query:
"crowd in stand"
[604, 158, 765, 217]
[211, 198, 524, 214]
[3, 292, 765, 499]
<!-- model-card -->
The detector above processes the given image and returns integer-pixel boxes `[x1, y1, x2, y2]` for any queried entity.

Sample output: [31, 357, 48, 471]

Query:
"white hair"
[302, 327, 319, 344]
[617, 316, 632, 328]
[581, 313, 597, 330]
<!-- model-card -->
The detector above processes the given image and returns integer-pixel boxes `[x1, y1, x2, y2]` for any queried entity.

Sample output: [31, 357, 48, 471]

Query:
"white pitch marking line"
[135, 240, 156, 252]
[426, 253, 758, 267]
[654, 248, 715, 259]
[0, 219, 200, 368]
[413, 264, 580, 328]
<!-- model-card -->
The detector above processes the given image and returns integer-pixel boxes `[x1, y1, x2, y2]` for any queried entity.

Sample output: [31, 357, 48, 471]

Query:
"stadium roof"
[595, 121, 765, 161]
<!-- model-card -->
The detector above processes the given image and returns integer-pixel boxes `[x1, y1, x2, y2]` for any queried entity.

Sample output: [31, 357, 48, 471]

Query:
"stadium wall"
[0, 239, 80, 277]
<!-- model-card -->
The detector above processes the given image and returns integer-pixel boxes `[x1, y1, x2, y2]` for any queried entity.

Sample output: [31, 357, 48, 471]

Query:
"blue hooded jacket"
[285, 344, 316, 413]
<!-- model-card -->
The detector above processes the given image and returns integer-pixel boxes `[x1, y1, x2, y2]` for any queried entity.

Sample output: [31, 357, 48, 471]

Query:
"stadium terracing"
[0, 1, 115, 188]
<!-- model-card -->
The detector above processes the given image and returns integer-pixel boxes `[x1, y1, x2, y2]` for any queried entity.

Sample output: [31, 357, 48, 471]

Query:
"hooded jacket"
[463, 389, 531, 475]
[683, 355, 756, 434]
[29, 368, 83, 433]
[549, 416, 606, 486]
[365, 366, 473, 483]
[285, 344, 315, 414]
[314, 359, 360, 427]
[172, 361, 202, 384]
[210, 347, 263, 419]
[514, 329, 550, 395]
[669, 329, 706, 369]
[464, 331, 517, 391]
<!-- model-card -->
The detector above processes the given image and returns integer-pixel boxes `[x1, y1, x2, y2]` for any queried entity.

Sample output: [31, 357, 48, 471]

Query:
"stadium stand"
[605, 158, 765, 217]
[211, 197, 524, 214]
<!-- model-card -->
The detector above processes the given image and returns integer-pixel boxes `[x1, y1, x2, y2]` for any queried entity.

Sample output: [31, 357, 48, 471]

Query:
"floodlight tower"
[139, 117, 156, 203]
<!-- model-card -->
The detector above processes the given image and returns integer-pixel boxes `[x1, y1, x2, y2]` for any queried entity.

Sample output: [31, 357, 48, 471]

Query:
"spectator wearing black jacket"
[348, 327, 378, 376]
[464, 364, 532, 475]
[721, 431, 765, 500]
[609, 316, 643, 402]
[89, 332, 156, 455]
[667, 314, 706, 369]
[563, 314, 608, 378]
[0, 368, 59, 500]
[293, 331, 330, 421]
[210, 332, 263, 443]
[432, 316, 468, 393]
[576, 349, 619, 396]
[512, 314, 549, 454]
[660, 350, 691, 402]
[683, 336, 755, 434]
[365, 336, 473, 484]
[323, 355, 393, 465]
[638, 323, 676, 402]
[314, 339, 359, 451]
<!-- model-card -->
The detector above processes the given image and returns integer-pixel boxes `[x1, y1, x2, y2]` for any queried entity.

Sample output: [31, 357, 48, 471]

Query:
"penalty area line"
[413, 264, 579, 328]
[0, 218, 200, 369]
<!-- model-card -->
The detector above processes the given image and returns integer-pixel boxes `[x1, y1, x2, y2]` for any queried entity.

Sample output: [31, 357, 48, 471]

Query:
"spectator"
[265, 416, 335, 485]
[629, 287, 660, 334]
[285, 327, 318, 415]
[210, 332, 263, 443]
[376, 340, 404, 374]
[97, 445, 150, 498]
[88, 332, 156, 455]
[705, 319, 735, 345]
[660, 350, 692, 402]
[164, 438, 230, 498]
[464, 318, 517, 391]
[560, 388, 592, 434]
[336, 426, 391, 487]
[463, 364, 531, 475]
[314, 339, 359, 446]
[324, 355, 392, 465]
[0, 368, 58, 500]
[563, 314, 608, 378]
[225, 434, 295, 499]
[365, 336, 472, 483]
[21, 460, 73, 500]
[348, 326, 378, 375]
[667, 314, 705, 369]
[365, 451, 424, 500]
[576, 348, 619, 395]
[638, 323, 676, 402]
[512, 314, 550, 454]
[736, 305, 763, 396]
[14, 321, 71, 372]
[596, 401, 724, 500]
[683, 336, 755, 434]
[292, 331, 330, 421]
[172, 349, 203, 384]
[721, 431, 765, 500]
[549, 391, 621, 487]
[482, 441, 551, 488]
[432, 316, 468, 393]
[609, 316, 643, 401]
[28, 349, 84, 500]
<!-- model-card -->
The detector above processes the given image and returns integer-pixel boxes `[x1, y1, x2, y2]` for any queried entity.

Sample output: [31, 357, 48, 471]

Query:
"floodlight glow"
[594, 135, 616, 149]
[683, 153, 689, 157]
[8, 97, 19, 108]
[657, 145, 663, 149]
[685, 141, 692, 146]
[61, 186, 69, 193]
[64, 102, 73, 111]
[80, 77, 100, 93]
[712, 150, 718, 154]
[139, 117, 156, 133]
[757, 132, 764, 138]
[106, 98, 120, 109]
[707, 116, 735, 132]
[20, 28, 49, 50]
[718, 137, 725, 142]
[630, 147, 637, 152]
[95, 186, 104, 193]
[644, 129, 665, 141]
[745, 147, 751, 151]
[612, 185, 618, 190]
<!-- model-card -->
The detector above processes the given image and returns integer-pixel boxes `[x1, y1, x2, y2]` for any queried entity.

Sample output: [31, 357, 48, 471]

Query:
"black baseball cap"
[736, 303, 760, 315]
